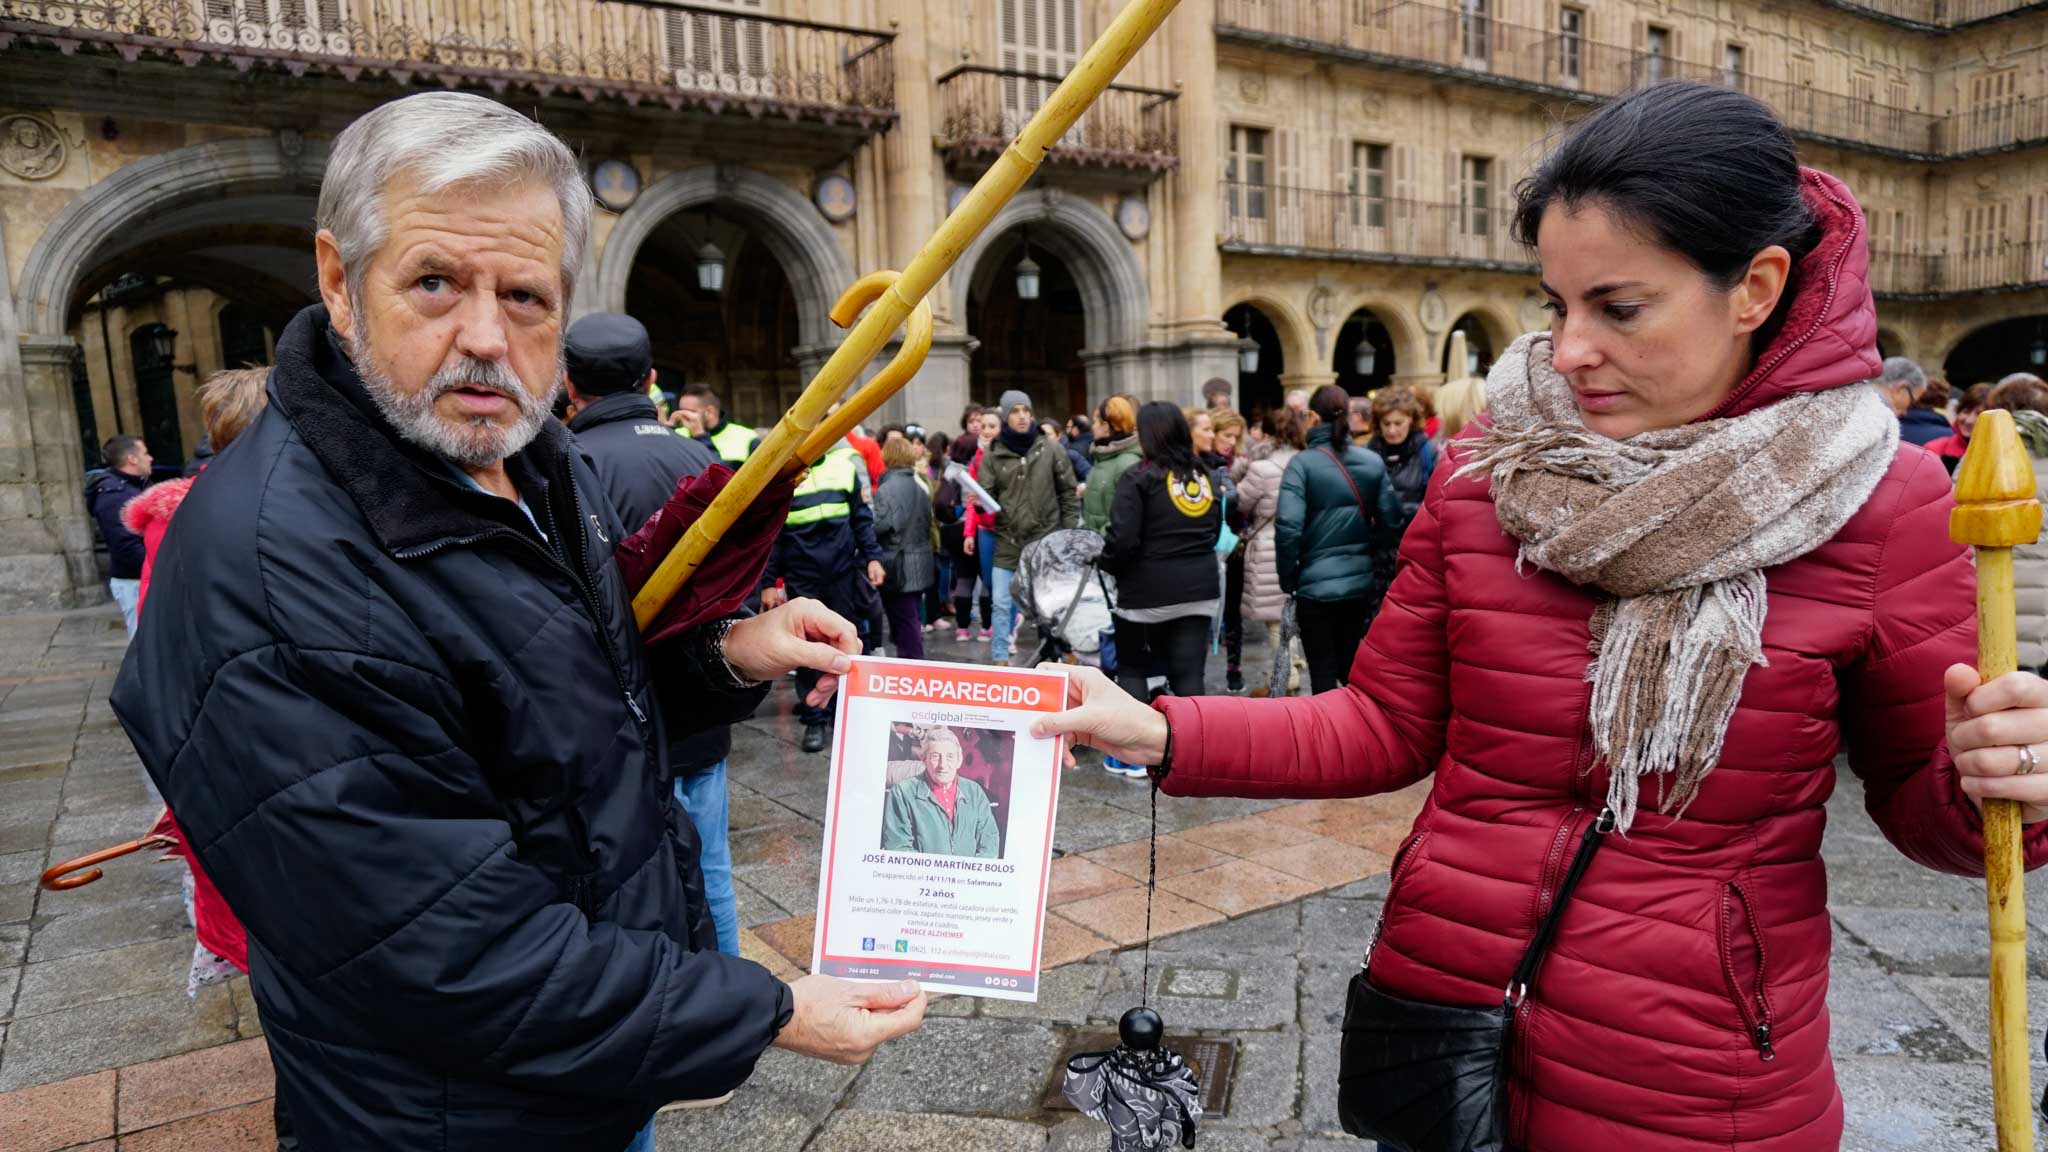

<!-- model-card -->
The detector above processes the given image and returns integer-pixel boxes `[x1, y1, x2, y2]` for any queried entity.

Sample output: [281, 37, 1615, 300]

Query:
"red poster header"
[845, 657, 1067, 713]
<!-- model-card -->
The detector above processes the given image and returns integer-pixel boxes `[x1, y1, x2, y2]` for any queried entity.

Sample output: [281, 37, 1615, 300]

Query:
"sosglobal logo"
[864, 673, 1042, 706]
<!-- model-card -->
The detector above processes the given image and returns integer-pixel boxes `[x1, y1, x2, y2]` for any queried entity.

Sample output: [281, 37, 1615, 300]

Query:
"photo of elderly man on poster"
[879, 727, 1003, 859]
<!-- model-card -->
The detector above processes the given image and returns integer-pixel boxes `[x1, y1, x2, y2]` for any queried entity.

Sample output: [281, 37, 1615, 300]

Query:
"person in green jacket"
[879, 728, 1001, 859]
[980, 389, 1080, 663]
[1081, 393, 1141, 535]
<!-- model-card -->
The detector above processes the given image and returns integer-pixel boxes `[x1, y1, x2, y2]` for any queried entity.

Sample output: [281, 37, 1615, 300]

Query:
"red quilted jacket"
[1156, 169, 2048, 1150]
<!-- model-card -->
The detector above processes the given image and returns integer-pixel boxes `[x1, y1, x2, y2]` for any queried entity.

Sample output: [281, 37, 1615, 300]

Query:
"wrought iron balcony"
[1214, 0, 2037, 159]
[935, 65, 1178, 173]
[1219, 183, 1535, 271]
[0, 0, 895, 126]
[1869, 243, 2048, 298]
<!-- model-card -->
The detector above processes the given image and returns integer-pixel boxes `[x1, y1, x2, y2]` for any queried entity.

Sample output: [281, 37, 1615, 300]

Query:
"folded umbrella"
[614, 464, 798, 646]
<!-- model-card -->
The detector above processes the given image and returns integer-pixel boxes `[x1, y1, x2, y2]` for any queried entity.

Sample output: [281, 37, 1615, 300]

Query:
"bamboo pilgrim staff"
[630, 0, 1187, 630]
[1949, 407, 2042, 1152]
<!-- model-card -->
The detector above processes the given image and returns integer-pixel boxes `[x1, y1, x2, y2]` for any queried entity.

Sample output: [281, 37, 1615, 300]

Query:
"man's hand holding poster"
[811, 657, 1067, 1001]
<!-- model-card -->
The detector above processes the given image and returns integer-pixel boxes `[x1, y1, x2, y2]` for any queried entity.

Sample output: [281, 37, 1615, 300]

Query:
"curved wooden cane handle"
[40, 834, 177, 891]
[784, 271, 935, 477]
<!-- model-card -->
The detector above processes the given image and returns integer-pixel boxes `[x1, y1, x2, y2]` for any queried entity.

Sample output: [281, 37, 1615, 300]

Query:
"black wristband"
[1148, 721, 1174, 783]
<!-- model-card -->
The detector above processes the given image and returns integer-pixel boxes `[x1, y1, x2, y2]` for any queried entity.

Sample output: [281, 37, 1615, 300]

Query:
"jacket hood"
[120, 475, 194, 535]
[1704, 168, 1881, 421]
[1091, 433, 1139, 460]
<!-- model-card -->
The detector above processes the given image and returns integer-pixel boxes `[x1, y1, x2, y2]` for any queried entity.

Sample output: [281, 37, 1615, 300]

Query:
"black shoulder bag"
[1337, 807, 1614, 1152]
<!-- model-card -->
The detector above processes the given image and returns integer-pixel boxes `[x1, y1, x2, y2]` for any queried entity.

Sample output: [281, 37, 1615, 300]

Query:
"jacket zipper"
[393, 466, 649, 916]
[1512, 683, 1598, 1143]
[1719, 880, 1778, 1062]
[1360, 830, 1430, 970]
[1701, 172, 1858, 423]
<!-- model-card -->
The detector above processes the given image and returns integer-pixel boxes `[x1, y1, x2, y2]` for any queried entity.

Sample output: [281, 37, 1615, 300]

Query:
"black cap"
[564, 313, 653, 396]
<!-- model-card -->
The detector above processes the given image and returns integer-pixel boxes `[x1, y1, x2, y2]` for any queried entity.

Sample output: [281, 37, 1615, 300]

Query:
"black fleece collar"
[568, 390, 662, 434]
[267, 304, 580, 560]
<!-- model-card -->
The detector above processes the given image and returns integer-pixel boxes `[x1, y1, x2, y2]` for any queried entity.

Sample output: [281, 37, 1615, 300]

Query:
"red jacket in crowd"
[1155, 170, 2048, 1151]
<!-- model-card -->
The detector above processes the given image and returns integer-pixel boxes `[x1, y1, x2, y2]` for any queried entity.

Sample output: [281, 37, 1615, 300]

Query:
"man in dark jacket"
[88, 435, 152, 635]
[980, 389, 1079, 663]
[1276, 384, 1402, 694]
[1878, 355, 1950, 447]
[762, 438, 885, 752]
[564, 313, 745, 976]
[107, 92, 923, 1152]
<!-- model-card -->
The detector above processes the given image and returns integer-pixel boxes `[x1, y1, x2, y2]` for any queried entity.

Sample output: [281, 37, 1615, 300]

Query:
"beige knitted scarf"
[1456, 333, 1898, 832]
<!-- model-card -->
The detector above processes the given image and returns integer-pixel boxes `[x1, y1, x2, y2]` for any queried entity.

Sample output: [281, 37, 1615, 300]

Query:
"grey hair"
[317, 92, 592, 305]
[1877, 356, 1927, 396]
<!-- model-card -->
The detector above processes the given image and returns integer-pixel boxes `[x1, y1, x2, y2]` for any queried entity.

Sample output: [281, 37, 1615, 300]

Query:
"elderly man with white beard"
[109, 92, 925, 1152]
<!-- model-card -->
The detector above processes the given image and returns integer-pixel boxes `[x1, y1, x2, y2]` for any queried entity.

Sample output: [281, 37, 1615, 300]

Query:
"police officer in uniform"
[678, 384, 759, 467]
[760, 438, 885, 752]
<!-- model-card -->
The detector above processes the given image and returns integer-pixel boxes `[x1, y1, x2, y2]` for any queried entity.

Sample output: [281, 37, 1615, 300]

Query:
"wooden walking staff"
[629, 0, 1188, 630]
[1951, 407, 2043, 1152]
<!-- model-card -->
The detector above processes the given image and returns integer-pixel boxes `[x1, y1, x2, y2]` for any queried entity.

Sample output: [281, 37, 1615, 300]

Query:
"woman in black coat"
[1101, 402, 1223, 701]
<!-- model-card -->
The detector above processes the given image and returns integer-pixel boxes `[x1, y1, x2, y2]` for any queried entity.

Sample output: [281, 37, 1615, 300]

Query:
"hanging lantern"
[1015, 249, 1042, 301]
[1355, 341, 1376, 376]
[696, 241, 726, 294]
[1466, 348, 1482, 376]
[147, 327, 178, 362]
[2032, 338, 2046, 368]
[1237, 337, 1261, 375]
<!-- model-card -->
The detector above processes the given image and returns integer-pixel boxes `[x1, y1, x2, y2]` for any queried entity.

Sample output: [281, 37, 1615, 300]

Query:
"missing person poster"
[811, 656, 1067, 1002]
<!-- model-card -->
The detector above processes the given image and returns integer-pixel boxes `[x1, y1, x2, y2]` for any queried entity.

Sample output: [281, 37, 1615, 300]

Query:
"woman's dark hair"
[927, 430, 951, 463]
[949, 431, 980, 464]
[1512, 82, 1822, 294]
[1957, 383, 1994, 416]
[1308, 384, 1351, 432]
[1136, 400, 1198, 477]
[1989, 375, 2048, 418]
[960, 403, 984, 431]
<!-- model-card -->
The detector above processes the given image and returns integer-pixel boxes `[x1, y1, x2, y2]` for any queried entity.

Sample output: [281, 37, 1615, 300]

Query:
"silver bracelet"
[705, 616, 765, 690]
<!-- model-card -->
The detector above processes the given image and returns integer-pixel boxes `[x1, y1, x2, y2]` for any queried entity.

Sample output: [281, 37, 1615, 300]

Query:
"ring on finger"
[2019, 745, 2040, 776]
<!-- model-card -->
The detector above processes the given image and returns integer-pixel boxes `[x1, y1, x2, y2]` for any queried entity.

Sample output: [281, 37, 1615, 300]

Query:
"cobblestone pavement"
[4, 606, 2048, 1149]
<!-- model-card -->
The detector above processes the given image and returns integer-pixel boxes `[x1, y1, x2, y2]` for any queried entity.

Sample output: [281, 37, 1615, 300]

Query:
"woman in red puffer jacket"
[1038, 82, 2048, 1152]
[122, 366, 270, 986]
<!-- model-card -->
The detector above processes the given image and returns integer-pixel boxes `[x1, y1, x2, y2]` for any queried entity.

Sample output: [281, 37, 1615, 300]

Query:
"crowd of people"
[74, 82, 2048, 1152]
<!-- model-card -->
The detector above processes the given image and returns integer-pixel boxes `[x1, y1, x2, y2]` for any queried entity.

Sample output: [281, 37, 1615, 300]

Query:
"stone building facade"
[0, 0, 2043, 608]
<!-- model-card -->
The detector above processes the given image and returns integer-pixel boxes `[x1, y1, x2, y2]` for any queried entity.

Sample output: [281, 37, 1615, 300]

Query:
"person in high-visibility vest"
[760, 439, 885, 752]
[676, 384, 759, 466]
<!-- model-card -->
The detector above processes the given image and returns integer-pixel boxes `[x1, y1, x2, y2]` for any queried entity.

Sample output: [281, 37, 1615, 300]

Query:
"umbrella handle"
[39, 834, 178, 891]
[783, 272, 936, 480]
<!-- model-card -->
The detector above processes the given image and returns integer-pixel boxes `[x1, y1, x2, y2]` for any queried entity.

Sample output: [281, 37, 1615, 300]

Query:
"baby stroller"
[1012, 528, 1116, 667]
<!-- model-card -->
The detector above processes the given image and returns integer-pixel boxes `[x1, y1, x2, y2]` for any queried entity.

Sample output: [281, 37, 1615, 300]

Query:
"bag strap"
[1053, 560, 1099, 640]
[1504, 807, 1614, 1009]
[1320, 445, 1374, 523]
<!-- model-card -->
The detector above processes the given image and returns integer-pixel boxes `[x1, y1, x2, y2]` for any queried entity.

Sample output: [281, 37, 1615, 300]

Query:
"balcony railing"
[1214, 0, 2037, 158]
[935, 65, 1178, 172]
[1936, 93, 2048, 155]
[0, 0, 896, 124]
[1218, 183, 1535, 269]
[1869, 243, 2048, 297]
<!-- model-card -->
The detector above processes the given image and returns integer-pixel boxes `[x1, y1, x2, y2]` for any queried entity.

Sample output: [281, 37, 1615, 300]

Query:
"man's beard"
[346, 320, 558, 469]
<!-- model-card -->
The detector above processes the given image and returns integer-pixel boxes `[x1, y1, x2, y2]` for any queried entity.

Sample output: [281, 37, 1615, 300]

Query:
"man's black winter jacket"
[110, 306, 790, 1151]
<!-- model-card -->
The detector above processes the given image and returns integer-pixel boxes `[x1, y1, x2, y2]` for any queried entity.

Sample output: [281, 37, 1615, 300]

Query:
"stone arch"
[1438, 303, 1518, 372]
[1220, 288, 1315, 382]
[588, 166, 854, 350]
[17, 136, 328, 339]
[1329, 292, 1429, 380]
[951, 190, 1148, 351]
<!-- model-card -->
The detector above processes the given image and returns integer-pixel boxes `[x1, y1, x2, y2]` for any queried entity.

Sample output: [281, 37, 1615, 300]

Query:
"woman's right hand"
[1031, 664, 1170, 767]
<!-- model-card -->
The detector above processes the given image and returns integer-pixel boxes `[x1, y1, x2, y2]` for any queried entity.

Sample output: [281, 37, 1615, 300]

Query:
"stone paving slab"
[847, 1017, 1063, 1118]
